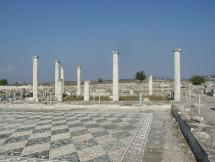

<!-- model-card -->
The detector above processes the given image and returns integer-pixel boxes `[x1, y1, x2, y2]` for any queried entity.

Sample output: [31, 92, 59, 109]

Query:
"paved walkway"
[143, 111, 195, 162]
[0, 106, 195, 162]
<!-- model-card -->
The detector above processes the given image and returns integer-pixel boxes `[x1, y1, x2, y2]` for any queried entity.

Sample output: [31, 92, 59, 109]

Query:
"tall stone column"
[60, 66, 64, 93]
[112, 50, 119, 102]
[55, 60, 60, 98]
[32, 56, 39, 102]
[84, 81, 90, 101]
[174, 49, 181, 101]
[56, 79, 63, 102]
[76, 65, 81, 96]
[149, 75, 153, 96]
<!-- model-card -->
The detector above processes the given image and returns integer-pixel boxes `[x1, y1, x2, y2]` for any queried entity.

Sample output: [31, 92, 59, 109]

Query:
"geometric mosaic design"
[0, 111, 152, 162]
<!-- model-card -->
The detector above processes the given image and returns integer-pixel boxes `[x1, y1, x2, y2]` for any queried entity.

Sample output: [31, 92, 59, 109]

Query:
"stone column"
[112, 50, 119, 102]
[20, 89, 23, 99]
[49, 92, 52, 101]
[149, 75, 153, 96]
[76, 65, 81, 96]
[84, 81, 90, 101]
[56, 79, 63, 102]
[13, 91, 16, 101]
[60, 66, 64, 93]
[174, 48, 181, 101]
[33, 56, 39, 102]
[55, 60, 60, 98]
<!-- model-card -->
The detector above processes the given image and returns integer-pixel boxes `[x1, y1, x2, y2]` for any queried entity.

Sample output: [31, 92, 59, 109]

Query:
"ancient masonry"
[32, 56, 39, 102]
[84, 81, 90, 102]
[30, 48, 181, 102]
[55, 60, 60, 98]
[112, 50, 119, 102]
[76, 65, 81, 96]
[148, 75, 153, 96]
[60, 66, 64, 93]
[0, 111, 153, 161]
[174, 49, 181, 101]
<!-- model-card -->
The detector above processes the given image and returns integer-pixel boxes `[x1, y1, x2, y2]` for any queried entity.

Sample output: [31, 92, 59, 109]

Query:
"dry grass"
[64, 95, 83, 101]
[63, 95, 111, 101]
[119, 96, 139, 101]
[91, 96, 111, 101]
[148, 95, 171, 101]
[64, 95, 170, 101]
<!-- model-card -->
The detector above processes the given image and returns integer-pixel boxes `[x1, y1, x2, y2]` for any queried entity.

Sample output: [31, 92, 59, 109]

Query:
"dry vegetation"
[64, 95, 170, 101]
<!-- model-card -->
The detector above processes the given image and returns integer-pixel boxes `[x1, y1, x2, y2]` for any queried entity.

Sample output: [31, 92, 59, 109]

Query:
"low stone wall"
[171, 106, 209, 162]
[0, 103, 171, 112]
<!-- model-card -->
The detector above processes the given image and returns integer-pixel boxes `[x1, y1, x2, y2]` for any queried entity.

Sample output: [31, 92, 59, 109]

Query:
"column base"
[174, 94, 181, 101]
[112, 96, 119, 102]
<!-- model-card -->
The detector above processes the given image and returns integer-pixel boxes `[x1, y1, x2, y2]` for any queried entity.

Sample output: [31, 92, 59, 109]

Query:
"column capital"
[173, 48, 181, 53]
[112, 50, 119, 55]
[55, 60, 60, 63]
[33, 56, 39, 59]
[76, 65, 81, 68]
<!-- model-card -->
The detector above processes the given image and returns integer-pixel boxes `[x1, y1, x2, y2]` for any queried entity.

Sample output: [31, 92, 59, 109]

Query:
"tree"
[0, 79, 8, 85]
[190, 75, 205, 85]
[135, 71, 146, 81]
[98, 78, 103, 83]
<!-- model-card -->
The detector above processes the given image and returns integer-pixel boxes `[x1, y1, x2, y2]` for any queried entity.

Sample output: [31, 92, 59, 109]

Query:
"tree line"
[0, 74, 206, 86]
[134, 71, 206, 85]
[0, 79, 8, 85]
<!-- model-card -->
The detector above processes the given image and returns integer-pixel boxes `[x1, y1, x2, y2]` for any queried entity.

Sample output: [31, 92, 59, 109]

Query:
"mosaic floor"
[0, 111, 153, 162]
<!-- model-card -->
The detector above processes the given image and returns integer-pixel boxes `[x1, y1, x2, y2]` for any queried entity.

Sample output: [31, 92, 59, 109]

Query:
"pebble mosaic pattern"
[0, 111, 152, 162]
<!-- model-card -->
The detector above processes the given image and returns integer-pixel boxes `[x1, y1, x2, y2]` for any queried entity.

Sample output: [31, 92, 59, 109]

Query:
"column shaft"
[60, 67, 64, 93]
[76, 66, 81, 96]
[55, 60, 60, 98]
[149, 75, 153, 96]
[33, 56, 39, 102]
[174, 49, 181, 101]
[112, 50, 119, 102]
[57, 79, 63, 102]
[84, 81, 90, 101]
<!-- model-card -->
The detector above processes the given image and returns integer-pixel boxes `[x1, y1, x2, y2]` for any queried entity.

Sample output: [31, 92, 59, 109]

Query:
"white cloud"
[0, 64, 16, 73]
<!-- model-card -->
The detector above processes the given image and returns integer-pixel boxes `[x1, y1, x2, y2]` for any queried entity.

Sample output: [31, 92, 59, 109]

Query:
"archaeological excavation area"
[0, 49, 214, 162]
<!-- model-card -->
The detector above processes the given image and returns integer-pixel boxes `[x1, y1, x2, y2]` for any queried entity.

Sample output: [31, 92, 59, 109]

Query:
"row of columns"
[74, 50, 153, 102]
[112, 49, 182, 101]
[32, 57, 66, 102]
[74, 51, 120, 102]
[32, 49, 181, 102]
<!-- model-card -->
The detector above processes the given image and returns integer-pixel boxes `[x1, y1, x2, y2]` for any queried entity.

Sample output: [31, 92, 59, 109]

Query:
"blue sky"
[0, 0, 215, 83]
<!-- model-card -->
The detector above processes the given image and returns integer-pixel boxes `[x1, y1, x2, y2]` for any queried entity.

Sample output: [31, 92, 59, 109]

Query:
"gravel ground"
[187, 95, 215, 161]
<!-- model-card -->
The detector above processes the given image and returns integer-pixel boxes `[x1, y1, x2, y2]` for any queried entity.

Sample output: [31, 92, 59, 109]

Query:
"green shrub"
[190, 75, 205, 85]
[135, 71, 146, 81]
[0, 79, 8, 85]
